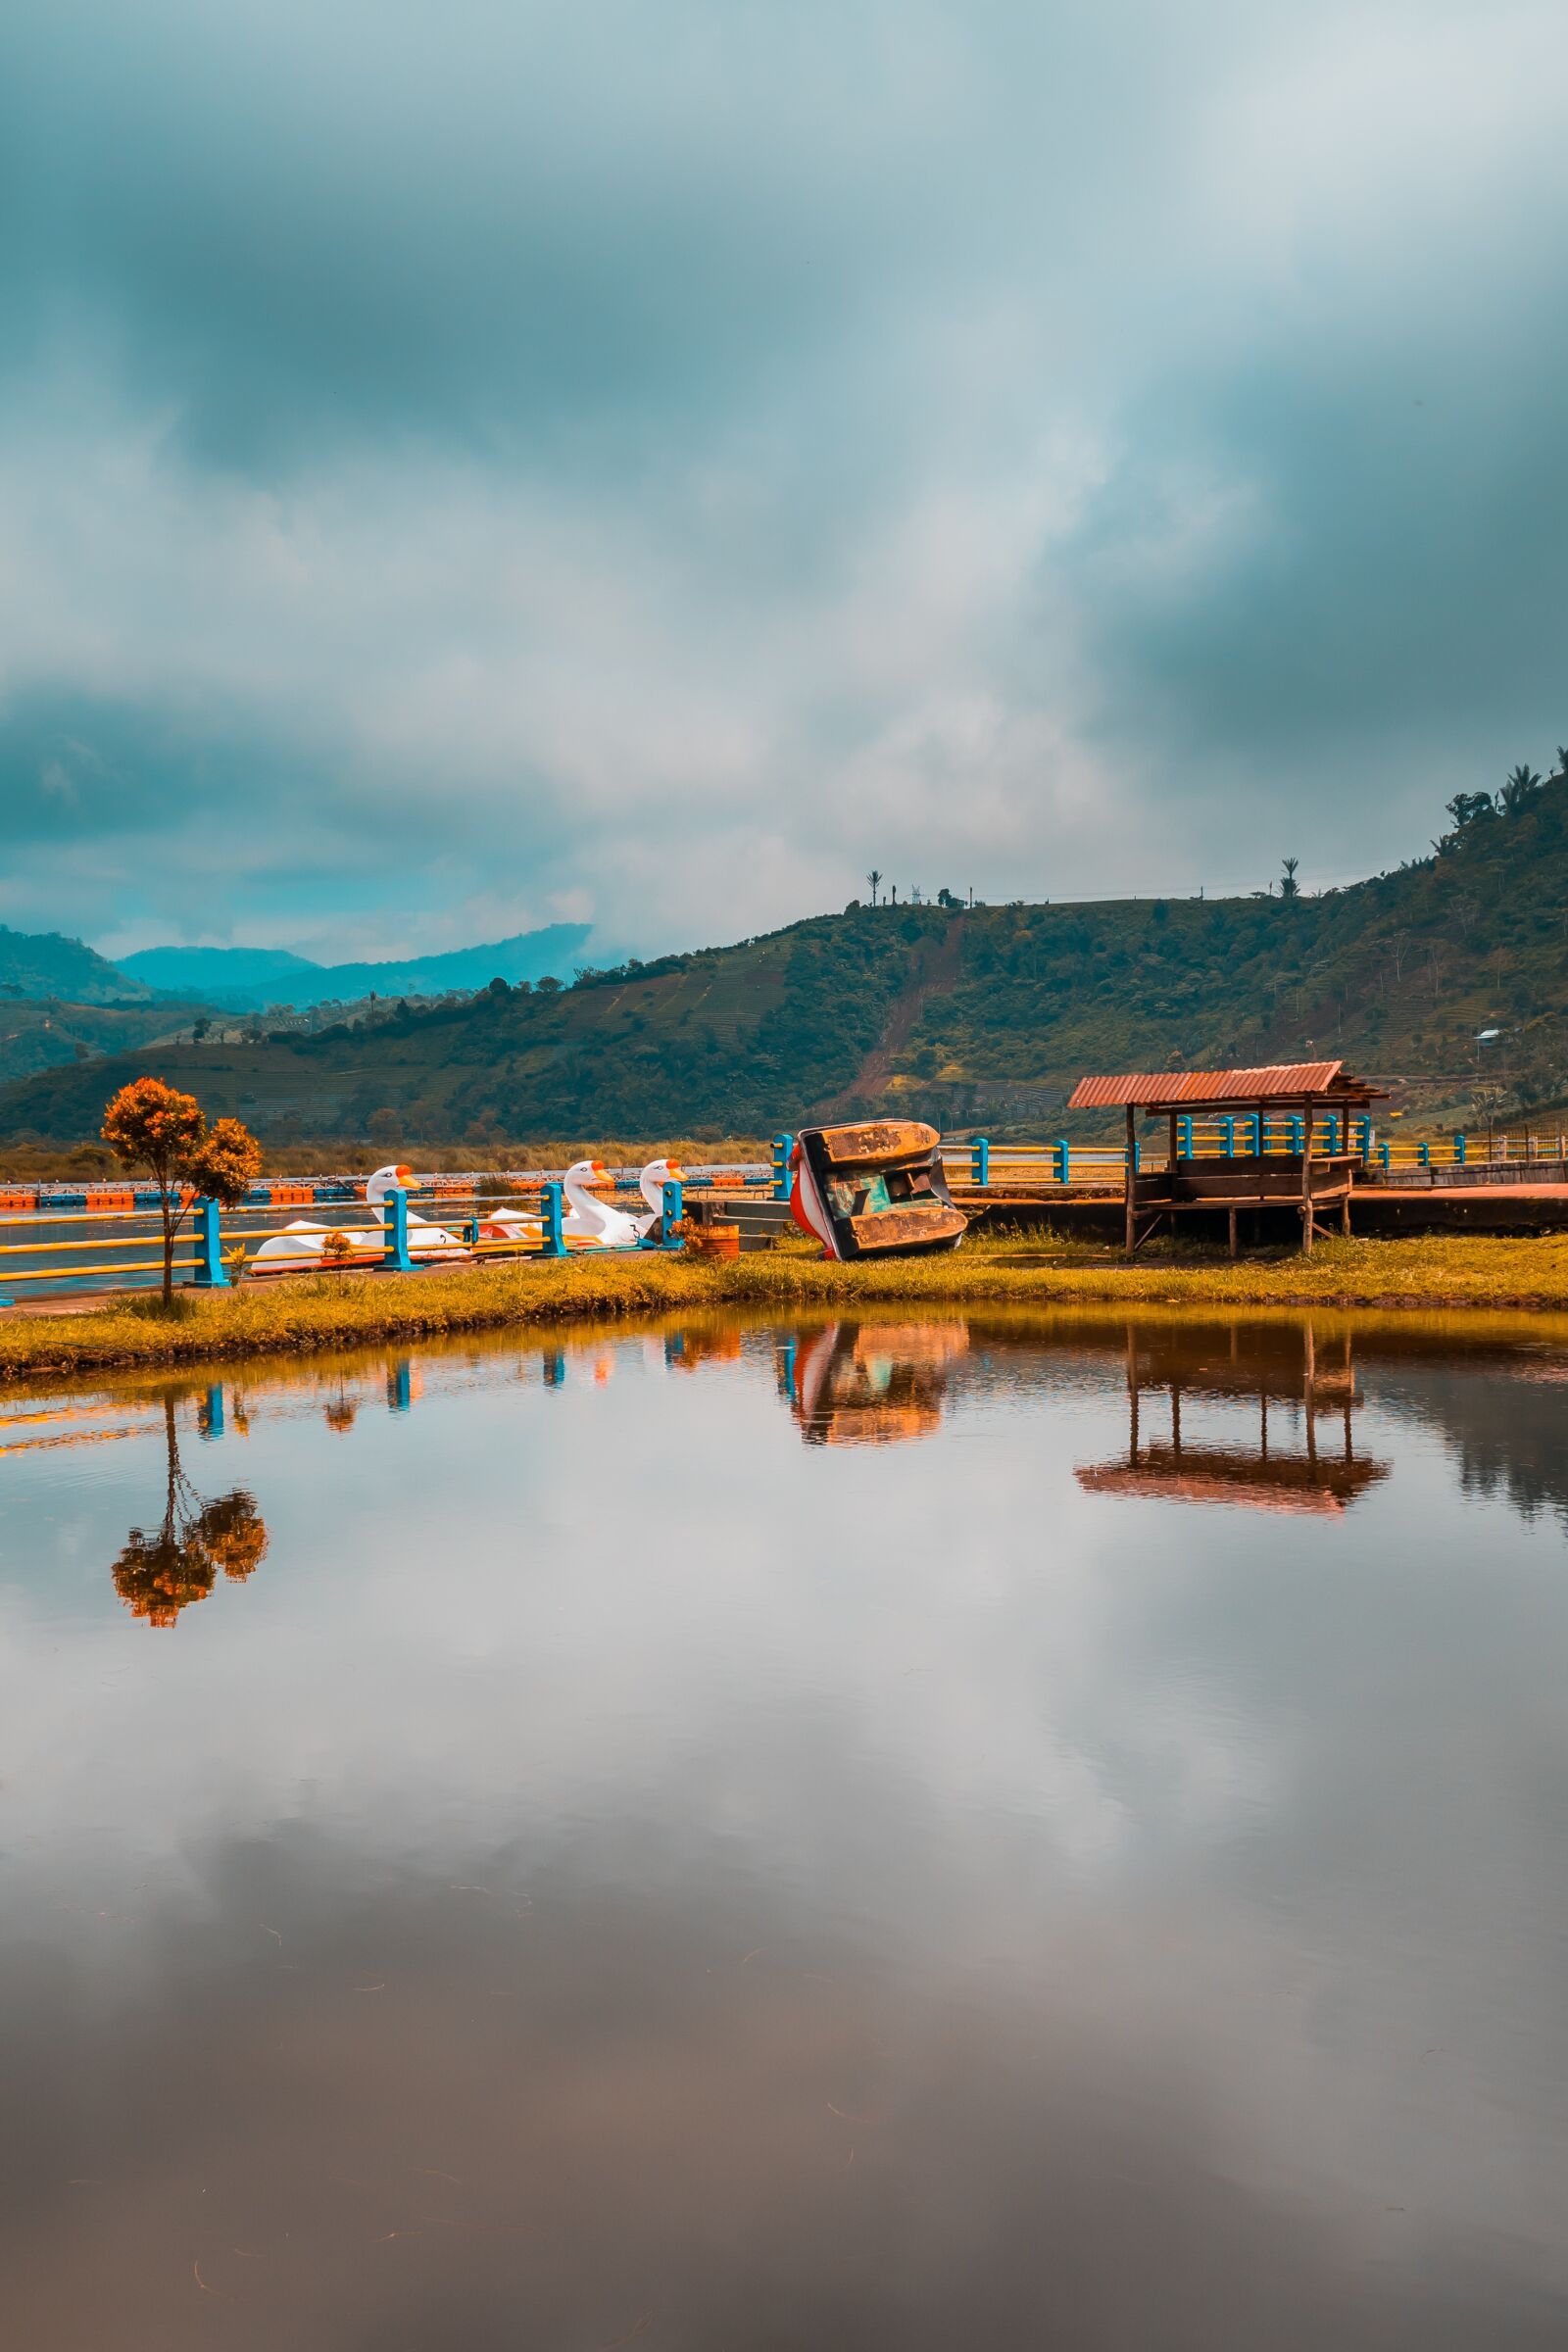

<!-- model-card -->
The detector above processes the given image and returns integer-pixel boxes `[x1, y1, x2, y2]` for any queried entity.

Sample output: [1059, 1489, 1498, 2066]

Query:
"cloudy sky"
[2, 0, 1565, 964]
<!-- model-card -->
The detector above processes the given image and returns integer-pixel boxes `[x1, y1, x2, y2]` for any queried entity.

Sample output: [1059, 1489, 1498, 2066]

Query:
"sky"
[2, 0, 1565, 966]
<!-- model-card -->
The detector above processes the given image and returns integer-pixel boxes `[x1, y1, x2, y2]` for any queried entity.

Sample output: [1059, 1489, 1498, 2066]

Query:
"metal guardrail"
[4, 1123, 1565, 1298]
[0, 1178, 698, 1301]
[932, 1122, 1568, 1186]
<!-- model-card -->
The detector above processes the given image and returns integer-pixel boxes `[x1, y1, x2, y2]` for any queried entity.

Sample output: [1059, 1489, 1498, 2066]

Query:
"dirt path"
[824, 914, 966, 1113]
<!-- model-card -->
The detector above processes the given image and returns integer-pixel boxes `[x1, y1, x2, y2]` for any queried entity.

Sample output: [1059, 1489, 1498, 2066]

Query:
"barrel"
[690, 1222, 741, 1259]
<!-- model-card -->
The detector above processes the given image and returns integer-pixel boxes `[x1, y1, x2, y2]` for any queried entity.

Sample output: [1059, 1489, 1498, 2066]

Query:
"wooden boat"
[789, 1121, 967, 1260]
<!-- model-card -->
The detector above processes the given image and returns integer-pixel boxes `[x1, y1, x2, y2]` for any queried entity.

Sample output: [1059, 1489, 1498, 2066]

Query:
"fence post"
[1357, 1115, 1372, 1160]
[771, 1133, 795, 1201]
[541, 1180, 565, 1259]
[1290, 1115, 1304, 1157]
[1380, 1142, 1390, 1171]
[1178, 1116, 1193, 1159]
[193, 1195, 228, 1288]
[383, 1186, 414, 1272]
[1131, 1135, 1141, 1177]
[971, 1135, 990, 1186]
[1223, 1116, 1236, 1161]
[662, 1177, 684, 1250]
[1419, 1138, 1430, 1169]
[1053, 1137, 1069, 1185]
[1248, 1113, 1261, 1157]
[1455, 1131, 1466, 1165]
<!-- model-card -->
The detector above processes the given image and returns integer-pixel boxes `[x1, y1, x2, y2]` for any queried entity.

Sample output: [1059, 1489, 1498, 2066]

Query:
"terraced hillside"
[4, 760, 1567, 1145]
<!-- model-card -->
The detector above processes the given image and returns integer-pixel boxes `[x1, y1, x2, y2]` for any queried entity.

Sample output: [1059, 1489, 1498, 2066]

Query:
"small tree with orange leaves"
[101, 1077, 263, 1304]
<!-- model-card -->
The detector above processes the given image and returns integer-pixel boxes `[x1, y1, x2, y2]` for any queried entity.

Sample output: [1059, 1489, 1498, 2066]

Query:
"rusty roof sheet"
[1067, 1061, 1380, 1110]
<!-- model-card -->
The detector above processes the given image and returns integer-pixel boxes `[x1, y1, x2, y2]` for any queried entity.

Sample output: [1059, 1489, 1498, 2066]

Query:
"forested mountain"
[116, 923, 595, 1008]
[4, 763, 1567, 1146]
[0, 925, 149, 1004]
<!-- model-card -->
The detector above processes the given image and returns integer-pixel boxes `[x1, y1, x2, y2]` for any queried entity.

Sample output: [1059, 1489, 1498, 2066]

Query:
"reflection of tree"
[323, 1393, 359, 1433]
[110, 1398, 270, 1626]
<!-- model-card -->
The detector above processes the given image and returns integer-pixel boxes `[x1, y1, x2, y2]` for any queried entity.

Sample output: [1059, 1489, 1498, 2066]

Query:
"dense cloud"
[1, 0, 1564, 958]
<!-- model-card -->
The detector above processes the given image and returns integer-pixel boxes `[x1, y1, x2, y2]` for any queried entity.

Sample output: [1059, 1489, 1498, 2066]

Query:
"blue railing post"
[1419, 1138, 1431, 1169]
[1248, 1113, 1261, 1157]
[383, 1186, 414, 1272]
[194, 1195, 228, 1287]
[1223, 1116, 1236, 1161]
[1380, 1142, 1390, 1171]
[662, 1177, 684, 1250]
[1053, 1137, 1069, 1185]
[1130, 1136, 1141, 1176]
[1289, 1115, 1303, 1156]
[541, 1180, 565, 1259]
[971, 1135, 990, 1186]
[1455, 1132, 1466, 1165]
[1357, 1115, 1372, 1160]
[1178, 1116, 1194, 1160]
[771, 1133, 795, 1201]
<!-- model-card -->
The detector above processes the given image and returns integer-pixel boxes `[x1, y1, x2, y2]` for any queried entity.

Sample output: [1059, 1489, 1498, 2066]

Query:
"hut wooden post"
[1124, 1104, 1136, 1253]
[1299, 1100, 1313, 1254]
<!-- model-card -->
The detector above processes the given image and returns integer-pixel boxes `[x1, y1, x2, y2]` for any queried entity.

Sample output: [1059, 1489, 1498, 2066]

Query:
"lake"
[3, 1309, 1567, 2349]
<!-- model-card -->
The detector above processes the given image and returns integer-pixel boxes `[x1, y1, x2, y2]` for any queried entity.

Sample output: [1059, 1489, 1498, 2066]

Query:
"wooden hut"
[1066, 1060, 1386, 1254]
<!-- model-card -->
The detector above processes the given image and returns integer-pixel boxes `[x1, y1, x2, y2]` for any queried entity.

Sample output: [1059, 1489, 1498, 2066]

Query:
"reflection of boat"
[782, 1321, 967, 1445]
[790, 1122, 966, 1260]
[1076, 1324, 1389, 1513]
[250, 1165, 466, 1273]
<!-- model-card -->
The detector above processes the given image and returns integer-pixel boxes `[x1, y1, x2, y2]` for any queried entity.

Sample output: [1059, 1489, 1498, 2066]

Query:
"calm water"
[3, 1311, 1568, 2349]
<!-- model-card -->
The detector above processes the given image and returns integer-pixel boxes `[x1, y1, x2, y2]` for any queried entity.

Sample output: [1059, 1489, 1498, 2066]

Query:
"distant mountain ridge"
[114, 924, 595, 1009]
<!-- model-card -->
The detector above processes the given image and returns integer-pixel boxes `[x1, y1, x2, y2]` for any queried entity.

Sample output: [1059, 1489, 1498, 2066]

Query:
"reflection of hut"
[781, 1322, 967, 1446]
[1067, 1062, 1386, 1254]
[1075, 1324, 1389, 1512]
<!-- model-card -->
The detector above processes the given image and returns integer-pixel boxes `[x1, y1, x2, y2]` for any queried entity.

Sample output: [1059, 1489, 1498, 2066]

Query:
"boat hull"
[790, 1122, 968, 1261]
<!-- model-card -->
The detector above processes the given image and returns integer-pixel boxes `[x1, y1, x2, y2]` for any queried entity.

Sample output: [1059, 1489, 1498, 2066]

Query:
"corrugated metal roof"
[1067, 1062, 1374, 1109]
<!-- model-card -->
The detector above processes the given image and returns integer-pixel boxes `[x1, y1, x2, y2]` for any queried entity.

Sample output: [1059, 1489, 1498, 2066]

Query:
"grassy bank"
[9, 1233, 1568, 1379]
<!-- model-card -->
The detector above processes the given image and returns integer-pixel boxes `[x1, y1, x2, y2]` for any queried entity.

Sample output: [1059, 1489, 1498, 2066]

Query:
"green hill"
[0, 924, 149, 1005]
[0, 999, 214, 1090]
[5, 762, 1568, 1147]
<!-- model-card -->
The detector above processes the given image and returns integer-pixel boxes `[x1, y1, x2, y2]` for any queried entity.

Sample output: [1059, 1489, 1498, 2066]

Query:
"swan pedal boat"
[248, 1157, 687, 1273]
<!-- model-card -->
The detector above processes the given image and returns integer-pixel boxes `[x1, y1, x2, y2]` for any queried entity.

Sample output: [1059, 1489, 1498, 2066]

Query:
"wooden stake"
[1300, 1101, 1313, 1255]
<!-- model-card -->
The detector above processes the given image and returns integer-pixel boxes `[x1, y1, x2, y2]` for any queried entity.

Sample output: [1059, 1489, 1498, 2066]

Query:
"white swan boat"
[249, 1164, 467, 1274]
[248, 1156, 686, 1273]
[633, 1156, 684, 1241]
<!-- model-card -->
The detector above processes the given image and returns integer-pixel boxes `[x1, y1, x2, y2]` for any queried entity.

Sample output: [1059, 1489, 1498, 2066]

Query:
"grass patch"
[8, 1231, 1568, 1380]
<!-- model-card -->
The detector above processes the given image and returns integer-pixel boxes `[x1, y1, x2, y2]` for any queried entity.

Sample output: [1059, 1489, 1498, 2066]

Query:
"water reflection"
[9, 1311, 1568, 2345]
[779, 1320, 967, 1445]
[1076, 1322, 1391, 1513]
[110, 1396, 269, 1625]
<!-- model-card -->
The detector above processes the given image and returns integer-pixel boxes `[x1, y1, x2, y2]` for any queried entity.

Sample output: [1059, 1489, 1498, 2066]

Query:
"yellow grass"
[7, 1230, 1568, 1379]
